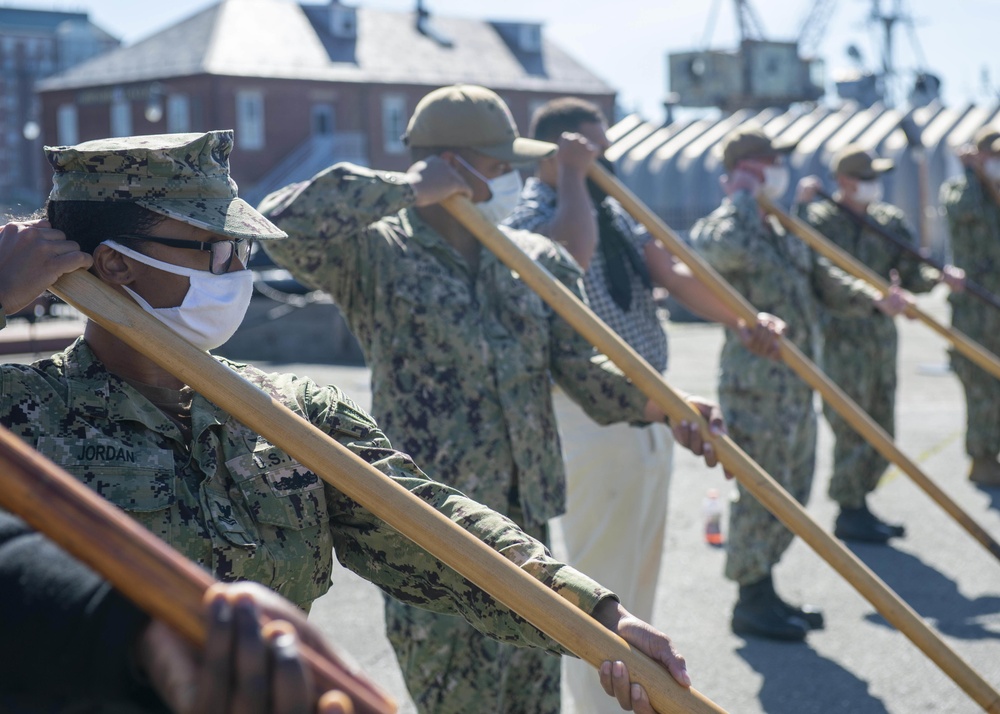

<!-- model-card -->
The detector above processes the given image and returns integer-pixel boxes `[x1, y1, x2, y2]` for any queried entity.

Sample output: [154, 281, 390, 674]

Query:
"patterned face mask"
[455, 155, 524, 225]
[102, 239, 254, 352]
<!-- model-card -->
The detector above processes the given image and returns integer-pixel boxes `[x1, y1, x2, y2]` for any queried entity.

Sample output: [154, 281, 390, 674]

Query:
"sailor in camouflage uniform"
[690, 127, 909, 642]
[0, 130, 692, 714]
[795, 144, 964, 540]
[941, 125, 1000, 488]
[260, 85, 722, 714]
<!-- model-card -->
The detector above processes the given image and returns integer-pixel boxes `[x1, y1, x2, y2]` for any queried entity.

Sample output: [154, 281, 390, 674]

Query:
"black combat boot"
[969, 458, 1000, 487]
[731, 574, 809, 641]
[768, 576, 825, 630]
[834, 500, 905, 544]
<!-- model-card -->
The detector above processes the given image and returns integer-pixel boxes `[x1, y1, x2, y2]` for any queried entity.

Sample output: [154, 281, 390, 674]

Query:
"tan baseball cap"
[974, 125, 1000, 153]
[721, 125, 796, 171]
[831, 144, 894, 180]
[404, 84, 556, 163]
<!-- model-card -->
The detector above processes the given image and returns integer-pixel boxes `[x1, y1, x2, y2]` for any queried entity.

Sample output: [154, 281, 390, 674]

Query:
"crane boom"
[798, 0, 838, 56]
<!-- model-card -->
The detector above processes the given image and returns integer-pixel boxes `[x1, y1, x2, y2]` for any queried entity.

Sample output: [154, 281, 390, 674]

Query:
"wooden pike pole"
[587, 165, 1000, 562]
[0, 423, 396, 714]
[48, 270, 726, 714]
[439, 192, 1000, 713]
[757, 193, 1000, 383]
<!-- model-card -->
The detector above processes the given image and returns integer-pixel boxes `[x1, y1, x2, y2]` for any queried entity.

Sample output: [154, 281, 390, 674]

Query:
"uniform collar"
[60, 337, 229, 438]
[400, 206, 502, 277]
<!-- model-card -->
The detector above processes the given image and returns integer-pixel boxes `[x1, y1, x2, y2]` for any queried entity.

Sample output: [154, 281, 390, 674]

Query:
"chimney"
[415, 0, 453, 48]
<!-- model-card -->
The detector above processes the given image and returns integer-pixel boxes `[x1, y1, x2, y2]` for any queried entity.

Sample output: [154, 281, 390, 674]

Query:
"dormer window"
[330, 2, 357, 39]
[491, 21, 543, 54]
[518, 24, 541, 53]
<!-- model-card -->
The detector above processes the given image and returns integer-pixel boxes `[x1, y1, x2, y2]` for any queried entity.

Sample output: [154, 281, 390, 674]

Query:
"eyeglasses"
[114, 234, 253, 275]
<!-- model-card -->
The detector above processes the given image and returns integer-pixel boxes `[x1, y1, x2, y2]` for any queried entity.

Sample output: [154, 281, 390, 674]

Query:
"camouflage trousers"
[385, 500, 560, 714]
[721, 386, 817, 586]
[951, 348, 1000, 460]
[821, 327, 896, 508]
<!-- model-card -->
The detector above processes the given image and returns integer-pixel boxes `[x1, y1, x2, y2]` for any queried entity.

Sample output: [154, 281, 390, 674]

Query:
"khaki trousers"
[550, 389, 673, 714]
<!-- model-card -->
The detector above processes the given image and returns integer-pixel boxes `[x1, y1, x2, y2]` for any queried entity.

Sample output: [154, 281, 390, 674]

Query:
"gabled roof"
[37, 0, 613, 95]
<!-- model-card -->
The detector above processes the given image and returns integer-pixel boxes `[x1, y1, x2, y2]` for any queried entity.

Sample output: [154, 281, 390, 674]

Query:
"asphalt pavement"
[287, 286, 1000, 714]
[5, 286, 998, 713]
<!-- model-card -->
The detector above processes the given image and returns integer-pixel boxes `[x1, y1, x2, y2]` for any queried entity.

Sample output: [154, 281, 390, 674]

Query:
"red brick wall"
[38, 75, 615, 196]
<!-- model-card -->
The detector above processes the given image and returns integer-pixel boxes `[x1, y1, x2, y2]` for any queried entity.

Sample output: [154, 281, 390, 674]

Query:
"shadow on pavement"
[736, 640, 889, 714]
[846, 542, 1000, 640]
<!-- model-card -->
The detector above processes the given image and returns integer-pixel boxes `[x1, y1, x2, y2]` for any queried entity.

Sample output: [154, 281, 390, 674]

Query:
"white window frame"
[518, 24, 541, 52]
[381, 94, 406, 154]
[236, 90, 265, 151]
[311, 104, 335, 136]
[57, 104, 78, 145]
[167, 94, 191, 133]
[110, 96, 132, 137]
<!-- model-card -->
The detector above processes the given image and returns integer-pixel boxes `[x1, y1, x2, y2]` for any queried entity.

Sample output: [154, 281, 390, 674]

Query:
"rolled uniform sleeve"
[693, 192, 876, 381]
[694, 191, 879, 315]
[810, 256, 882, 317]
[296, 377, 616, 654]
[795, 199, 916, 313]
[259, 163, 416, 314]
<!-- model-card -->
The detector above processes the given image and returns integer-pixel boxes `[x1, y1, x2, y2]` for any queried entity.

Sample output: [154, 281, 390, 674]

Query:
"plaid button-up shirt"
[506, 177, 669, 373]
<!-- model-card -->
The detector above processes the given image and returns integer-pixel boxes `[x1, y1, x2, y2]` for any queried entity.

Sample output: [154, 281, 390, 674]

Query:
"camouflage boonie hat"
[45, 130, 286, 240]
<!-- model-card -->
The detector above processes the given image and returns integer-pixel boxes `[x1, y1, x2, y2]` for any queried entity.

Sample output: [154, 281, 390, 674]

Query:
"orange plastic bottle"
[702, 488, 724, 546]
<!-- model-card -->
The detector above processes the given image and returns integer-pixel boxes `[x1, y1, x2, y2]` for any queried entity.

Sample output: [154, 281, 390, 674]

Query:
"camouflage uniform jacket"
[690, 192, 880, 393]
[799, 198, 939, 343]
[0, 338, 613, 652]
[260, 164, 648, 529]
[940, 169, 1000, 341]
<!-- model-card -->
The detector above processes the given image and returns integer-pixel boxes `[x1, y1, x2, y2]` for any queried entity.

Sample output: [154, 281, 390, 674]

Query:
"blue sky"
[5, 0, 997, 121]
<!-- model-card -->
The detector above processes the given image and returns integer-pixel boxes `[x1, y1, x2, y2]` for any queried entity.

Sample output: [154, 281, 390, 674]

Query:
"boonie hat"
[45, 130, 286, 240]
[973, 125, 1000, 154]
[404, 84, 556, 163]
[720, 125, 797, 171]
[831, 144, 894, 180]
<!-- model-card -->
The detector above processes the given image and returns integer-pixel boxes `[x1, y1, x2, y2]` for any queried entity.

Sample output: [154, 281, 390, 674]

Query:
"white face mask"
[853, 179, 883, 205]
[984, 157, 1000, 181]
[762, 165, 790, 200]
[102, 239, 254, 352]
[455, 156, 524, 225]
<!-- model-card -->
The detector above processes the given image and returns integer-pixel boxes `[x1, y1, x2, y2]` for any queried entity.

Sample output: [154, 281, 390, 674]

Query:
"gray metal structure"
[608, 102, 1000, 259]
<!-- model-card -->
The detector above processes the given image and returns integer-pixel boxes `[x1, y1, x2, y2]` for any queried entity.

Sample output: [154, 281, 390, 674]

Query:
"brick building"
[0, 7, 117, 213]
[36, 0, 616, 207]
